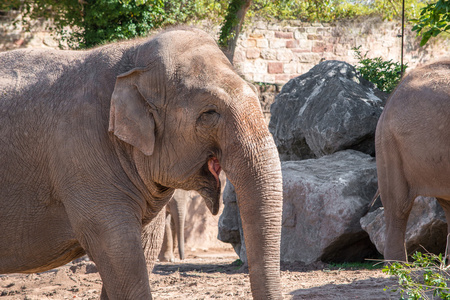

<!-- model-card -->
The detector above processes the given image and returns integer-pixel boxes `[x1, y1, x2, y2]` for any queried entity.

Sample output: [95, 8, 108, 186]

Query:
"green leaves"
[77, 0, 166, 48]
[352, 46, 406, 94]
[411, 0, 450, 46]
[383, 252, 450, 300]
[247, 0, 425, 23]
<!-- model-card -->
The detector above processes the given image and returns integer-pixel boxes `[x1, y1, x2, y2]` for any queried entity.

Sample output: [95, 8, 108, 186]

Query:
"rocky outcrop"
[361, 197, 448, 257]
[269, 60, 387, 161]
[219, 60, 448, 264]
[219, 150, 380, 264]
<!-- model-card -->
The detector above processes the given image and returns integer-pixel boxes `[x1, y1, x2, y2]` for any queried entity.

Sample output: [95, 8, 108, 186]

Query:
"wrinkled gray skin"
[0, 28, 283, 299]
[375, 60, 450, 261]
[159, 190, 188, 262]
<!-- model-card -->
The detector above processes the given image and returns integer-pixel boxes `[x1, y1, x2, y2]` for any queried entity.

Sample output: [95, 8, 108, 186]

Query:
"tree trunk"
[219, 0, 252, 64]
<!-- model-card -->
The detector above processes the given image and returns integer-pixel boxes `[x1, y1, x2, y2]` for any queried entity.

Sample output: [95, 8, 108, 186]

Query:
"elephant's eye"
[197, 109, 220, 128]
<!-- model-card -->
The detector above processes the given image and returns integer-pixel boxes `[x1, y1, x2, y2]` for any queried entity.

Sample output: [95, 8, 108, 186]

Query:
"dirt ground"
[0, 249, 400, 300]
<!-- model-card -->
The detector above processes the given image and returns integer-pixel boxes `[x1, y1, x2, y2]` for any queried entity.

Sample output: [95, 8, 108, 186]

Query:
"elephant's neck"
[111, 137, 174, 220]
[142, 186, 174, 225]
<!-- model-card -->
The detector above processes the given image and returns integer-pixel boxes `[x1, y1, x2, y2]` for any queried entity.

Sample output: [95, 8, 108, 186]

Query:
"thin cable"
[401, 0, 405, 76]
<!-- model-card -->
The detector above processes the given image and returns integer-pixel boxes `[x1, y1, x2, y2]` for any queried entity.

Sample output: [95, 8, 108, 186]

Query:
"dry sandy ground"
[0, 249, 400, 300]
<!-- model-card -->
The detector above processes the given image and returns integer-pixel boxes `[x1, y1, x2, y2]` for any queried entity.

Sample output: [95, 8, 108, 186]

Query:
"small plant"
[383, 251, 450, 300]
[231, 259, 244, 267]
[352, 46, 406, 93]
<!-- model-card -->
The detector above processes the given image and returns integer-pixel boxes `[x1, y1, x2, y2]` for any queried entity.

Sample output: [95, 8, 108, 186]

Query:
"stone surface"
[268, 61, 283, 74]
[269, 60, 387, 161]
[360, 197, 448, 257]
[234, 19, 450, 84]
[219, 150, 379, 264]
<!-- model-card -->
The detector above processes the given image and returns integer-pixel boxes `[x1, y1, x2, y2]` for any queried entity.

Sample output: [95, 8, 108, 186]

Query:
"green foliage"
[383, 252, 450, 300]
[77, 0, 227, 48]
[231, 259, 244, 267]
[249, 0, 425, 23]
[412, 0, 450, 46]
[352, 46, 406, 93]
[78, 0, 164, 49]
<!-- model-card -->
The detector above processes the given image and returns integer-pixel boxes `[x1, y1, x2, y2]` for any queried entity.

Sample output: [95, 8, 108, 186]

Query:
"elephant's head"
[108, 28, 283, 299]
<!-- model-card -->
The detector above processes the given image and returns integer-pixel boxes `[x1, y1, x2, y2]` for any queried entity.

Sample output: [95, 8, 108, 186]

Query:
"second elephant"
[376, 60, 450, 261]
[159, 190, 188, 261]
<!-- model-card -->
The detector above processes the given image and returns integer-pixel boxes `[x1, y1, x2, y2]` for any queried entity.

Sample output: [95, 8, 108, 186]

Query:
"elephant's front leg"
[72, 210, 153, 300]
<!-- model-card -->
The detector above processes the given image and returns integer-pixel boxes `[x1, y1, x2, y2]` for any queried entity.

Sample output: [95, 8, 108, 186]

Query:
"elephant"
[0, 27, 283, 299]
[159, 190, 188, 262]
[375, 60, 450, 262]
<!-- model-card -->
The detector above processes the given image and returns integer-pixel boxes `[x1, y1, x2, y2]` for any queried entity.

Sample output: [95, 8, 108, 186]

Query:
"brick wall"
[0, 11, 62, 51]
[234, 17, 450, 84]
[1, 13, 449, 86]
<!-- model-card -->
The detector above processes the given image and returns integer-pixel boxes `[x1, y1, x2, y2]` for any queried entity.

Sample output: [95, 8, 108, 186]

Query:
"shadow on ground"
[289, 276, 399, 300]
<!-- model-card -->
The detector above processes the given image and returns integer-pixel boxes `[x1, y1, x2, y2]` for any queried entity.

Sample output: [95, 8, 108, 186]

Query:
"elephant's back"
[376, 60, 450, 188]
[0, 49, 85, 102]
[380, 60, 450, 136]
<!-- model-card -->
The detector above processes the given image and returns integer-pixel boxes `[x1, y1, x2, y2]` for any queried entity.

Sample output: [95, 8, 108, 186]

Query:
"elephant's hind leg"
[382, 189, 414, 262]
[377, 139, 415, 262]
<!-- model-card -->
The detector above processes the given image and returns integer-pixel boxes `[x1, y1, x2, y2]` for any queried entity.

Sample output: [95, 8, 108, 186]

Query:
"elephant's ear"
[109, 69, 156, 156]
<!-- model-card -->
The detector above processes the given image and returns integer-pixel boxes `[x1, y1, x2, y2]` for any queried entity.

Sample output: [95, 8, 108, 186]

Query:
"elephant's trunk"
[175, 200, 186, 260]
[221, 103, 283, 299]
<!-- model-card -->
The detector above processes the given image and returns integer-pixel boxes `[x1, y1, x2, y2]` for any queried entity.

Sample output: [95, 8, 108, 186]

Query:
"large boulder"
[219, 150, 380, 264]
[361, 197, 447, 257]
[269, 60, 387, 161]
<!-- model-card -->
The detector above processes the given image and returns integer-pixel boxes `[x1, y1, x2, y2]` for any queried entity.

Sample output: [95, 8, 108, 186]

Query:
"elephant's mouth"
[195, 156, 221, 216]
[207, 157, 221, 189]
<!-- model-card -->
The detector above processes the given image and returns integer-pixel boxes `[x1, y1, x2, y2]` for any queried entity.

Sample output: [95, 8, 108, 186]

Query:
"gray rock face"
[269, 60, 387, 161]
[281, 150, 379, 263]
[220, 150, 379, 264]
[361, 197, 447, 257]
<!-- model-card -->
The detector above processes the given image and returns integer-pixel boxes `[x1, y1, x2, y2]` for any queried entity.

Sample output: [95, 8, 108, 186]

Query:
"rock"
[360, 197, 448, 257]
[269, 60, 387, 161]
[281, 150, 379, 263]
[219, 150, 380, 264]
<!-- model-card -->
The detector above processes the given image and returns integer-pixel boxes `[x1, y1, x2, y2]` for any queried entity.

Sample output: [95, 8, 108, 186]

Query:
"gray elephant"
[375, 60, 450, 261]
[159, 190, 188, 262]
[0, 27, 283, 299]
